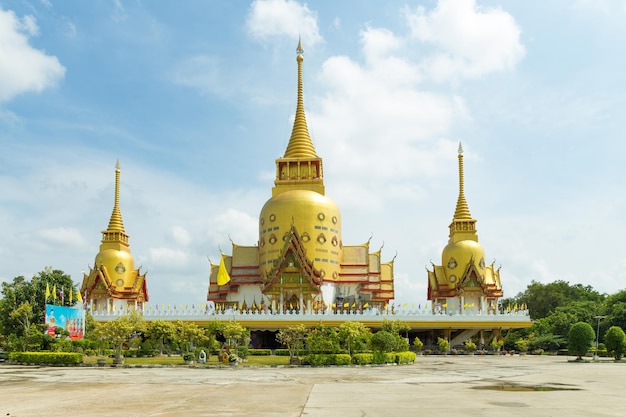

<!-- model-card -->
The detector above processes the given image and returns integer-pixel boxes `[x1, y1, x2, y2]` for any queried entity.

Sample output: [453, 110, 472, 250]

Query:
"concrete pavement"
[0, 355, 623, 416]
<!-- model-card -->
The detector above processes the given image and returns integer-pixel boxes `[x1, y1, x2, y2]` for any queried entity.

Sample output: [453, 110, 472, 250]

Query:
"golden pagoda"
[81, 160, 148, 311]
[207, 41, 395, 313]
[427, 143, 502, 315]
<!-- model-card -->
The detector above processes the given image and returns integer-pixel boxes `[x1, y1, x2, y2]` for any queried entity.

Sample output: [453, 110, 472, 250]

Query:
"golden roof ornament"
[284, 38, 317, 158]
[453, 142, 472, 221]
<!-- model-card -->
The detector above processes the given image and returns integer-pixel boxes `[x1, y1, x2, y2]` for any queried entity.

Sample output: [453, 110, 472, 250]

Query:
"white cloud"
[38, 227, 87, 249]
[404, 0, 525, 81]
[112, 0, 128, 22]
[246, 0, 322, 46]
[149, 247, 189, 268]
[0, 8, 66, 102]
[171, 55, 226, 97]
[171, 226, 191, 247]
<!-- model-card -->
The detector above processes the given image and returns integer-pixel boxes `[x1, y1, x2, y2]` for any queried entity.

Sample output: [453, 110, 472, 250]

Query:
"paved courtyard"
[0, 355, 624, 416]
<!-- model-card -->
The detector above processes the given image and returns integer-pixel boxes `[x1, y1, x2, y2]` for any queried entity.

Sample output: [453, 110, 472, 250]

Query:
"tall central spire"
[284, 38, 317, 158]
[102, 159, 129, 246]
[272, 39, 325, 197]
[449, 142, 477, 242]
[453, 143, 472, 220]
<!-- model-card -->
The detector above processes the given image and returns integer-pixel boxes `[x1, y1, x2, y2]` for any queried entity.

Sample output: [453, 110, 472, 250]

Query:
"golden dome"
[95, 249, 136, 287]
[441, 240, 485, 279]
[259, 189, 341, 280]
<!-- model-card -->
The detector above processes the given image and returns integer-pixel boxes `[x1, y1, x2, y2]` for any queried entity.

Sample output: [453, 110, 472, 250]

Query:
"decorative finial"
[116, 159, 121, 170]
[284, 38, 316, 158]
[296, 36, 303, 56]
[458, 142, 463, 155]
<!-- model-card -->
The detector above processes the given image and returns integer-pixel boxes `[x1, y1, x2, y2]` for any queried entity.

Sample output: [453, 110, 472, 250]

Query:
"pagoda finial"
[107, 159, 126, 231]
[284, 38, 317, 158]
[453, 142, 472, 220]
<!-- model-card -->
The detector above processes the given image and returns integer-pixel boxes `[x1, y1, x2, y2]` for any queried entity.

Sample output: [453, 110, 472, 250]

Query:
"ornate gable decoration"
[262, 225, 322, 292]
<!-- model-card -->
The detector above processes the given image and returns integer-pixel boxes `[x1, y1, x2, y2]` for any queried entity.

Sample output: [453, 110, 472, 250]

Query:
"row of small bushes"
[248, 349, 272, 356]
[9, 352, 83, 365]
[303, 351, 417, 366]
[303, 353, 352, 366]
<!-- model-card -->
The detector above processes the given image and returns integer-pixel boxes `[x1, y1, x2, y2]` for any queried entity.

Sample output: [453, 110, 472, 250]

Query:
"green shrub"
[274, 349, 290, 356]
[395, 351, 417, 364]
[334, 354, 352, 365]
[437, 337, 449, 353]
[412, 337, 424, 352]
[237, 345, 249, 359]
[372, 351, 396, 364]
[352, 353, 373, 365]
[303, 354, 329, 366]
[9, 352, 83, 365]
[303, 353, 351, 366]
[248, 349, 272, 356]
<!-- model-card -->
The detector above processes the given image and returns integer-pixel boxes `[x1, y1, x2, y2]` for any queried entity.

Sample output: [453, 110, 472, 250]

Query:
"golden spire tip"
[458, 142, 463, 155]
[297, 36, 303, 56]
[116, 159, 121, 170]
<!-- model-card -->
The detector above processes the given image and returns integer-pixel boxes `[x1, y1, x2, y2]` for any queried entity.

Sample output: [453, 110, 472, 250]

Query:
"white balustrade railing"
[90, 306, 531, 322]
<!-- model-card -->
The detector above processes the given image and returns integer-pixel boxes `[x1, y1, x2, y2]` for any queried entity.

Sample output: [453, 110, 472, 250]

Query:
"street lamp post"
[594, 315, 605, 361]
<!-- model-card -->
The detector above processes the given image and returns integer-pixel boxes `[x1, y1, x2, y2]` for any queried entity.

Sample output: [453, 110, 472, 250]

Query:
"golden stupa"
[427, 143, 502, 314]
[207, 41, 395, 311]
[81, 160, 148, 311]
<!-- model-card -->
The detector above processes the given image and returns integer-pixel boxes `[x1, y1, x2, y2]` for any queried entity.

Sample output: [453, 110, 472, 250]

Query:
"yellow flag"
[52, 284, 57, 300]
[45, 283, 50, 300]
[217, 254, 231, 286]
[352, 302, 356, 308]
[343, 302, 349, 308]
[77, 290, 83, 304]
[363, 302, 369, 308]
[69, 288, 73, 304]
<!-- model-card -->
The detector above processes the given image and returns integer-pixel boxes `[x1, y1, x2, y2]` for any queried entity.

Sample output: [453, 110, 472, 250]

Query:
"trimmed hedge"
[373, 352, 396, 364]
[274, 349, 291, 356]
[9, 352, 83, 365]
[352, 353, 374, 365]
[396, 351, 416, 364]
[248, 349, 272, 356]
[303, 353, 352, 366]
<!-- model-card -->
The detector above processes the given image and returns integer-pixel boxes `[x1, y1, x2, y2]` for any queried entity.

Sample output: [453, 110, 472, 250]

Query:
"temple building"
[207, 41, 395, 313]
[427, 144, 503, 316]
[80, 160, 149, 311]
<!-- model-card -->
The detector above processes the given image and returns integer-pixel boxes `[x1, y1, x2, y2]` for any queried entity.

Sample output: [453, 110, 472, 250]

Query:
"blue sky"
[1, 0, 625, 308]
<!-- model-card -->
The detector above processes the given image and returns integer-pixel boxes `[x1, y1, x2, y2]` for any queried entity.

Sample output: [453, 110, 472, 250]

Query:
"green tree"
[437, 337, 450, 354]
[381, 319, 410, 352]
[601, 290, 626, 332]
[603, 326, 626, 360]
[0, 268, 77, 337]
[204, 321, 226, 361]
[371, 331, 396, 353]
[7, 301, 34, 351]
[94, 311, 146, 360]
[306, 325, 340, 354]
[221, 320, 246, 359]
[174, 320, 206, 355]
[338, 321, 370, 356]
[413, 336, 424, 352]
[515, 280, 604, 320]
[568, 322, 595, 360]
[146, 320, 176, 354]
[277, 324, 308, 362]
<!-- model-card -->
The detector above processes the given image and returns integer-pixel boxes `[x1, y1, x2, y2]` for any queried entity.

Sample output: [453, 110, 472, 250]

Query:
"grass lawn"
[83, 354, 291, 367]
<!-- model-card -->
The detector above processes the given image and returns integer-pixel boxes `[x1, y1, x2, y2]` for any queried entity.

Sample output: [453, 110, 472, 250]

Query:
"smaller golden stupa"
[427, 143, 502, 314]
[81, 160, 148, 311]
